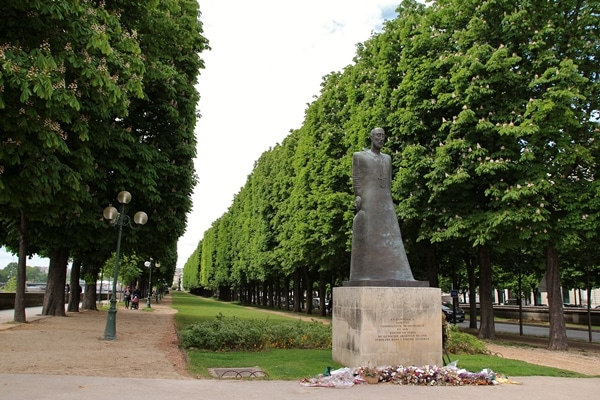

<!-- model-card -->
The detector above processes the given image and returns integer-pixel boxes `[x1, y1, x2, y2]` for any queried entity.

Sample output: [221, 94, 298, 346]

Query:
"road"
[455, 320, 600, 343]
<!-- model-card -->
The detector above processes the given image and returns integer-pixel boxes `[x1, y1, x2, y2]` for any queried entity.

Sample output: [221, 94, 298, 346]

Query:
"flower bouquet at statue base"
[359, 365, 380, 384]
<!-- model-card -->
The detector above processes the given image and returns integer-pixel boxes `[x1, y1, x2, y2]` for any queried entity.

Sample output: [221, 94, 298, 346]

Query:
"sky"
[0, 0, 402, 271]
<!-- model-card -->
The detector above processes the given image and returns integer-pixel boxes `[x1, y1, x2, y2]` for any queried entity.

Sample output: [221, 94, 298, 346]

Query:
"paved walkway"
[0, 373, 598, 400]
[1, 303, 598, 399]
[0, 305, 47, 330]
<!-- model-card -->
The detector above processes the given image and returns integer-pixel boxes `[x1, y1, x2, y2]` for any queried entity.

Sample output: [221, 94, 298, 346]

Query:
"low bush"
[178, 313, 332, 351]
[264, 320, 332, 349]
[445, 323, 488, 354]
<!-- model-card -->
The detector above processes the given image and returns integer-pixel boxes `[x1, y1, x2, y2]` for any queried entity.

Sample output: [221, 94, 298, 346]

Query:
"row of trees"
[183, 0, 600, 350]
[0, 1, 209, 320]
[0, 262, 48, 290]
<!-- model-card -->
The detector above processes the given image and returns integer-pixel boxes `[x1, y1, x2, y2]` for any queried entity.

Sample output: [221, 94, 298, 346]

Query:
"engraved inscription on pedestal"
[377, 318, 430, 343]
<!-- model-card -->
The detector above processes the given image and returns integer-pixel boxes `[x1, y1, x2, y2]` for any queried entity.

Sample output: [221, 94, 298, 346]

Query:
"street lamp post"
[145, 259, 154, 308]
[102, 191, 148, 340]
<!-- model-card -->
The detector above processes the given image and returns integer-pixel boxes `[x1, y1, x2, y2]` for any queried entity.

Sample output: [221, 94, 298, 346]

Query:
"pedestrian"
[131, 286, 141, 310]
[124, 286, 132, 309]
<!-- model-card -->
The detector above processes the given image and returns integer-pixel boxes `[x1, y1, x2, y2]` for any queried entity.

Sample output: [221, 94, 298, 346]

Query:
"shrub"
[445, 324, 489, 354]
[264, 320, 332, 349]
[178, 314, 264, 351]
[178, 313, 332, 351]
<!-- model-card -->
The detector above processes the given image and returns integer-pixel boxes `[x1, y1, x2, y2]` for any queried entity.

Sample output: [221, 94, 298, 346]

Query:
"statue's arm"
[386, 154, 392, 187]
[352, 153, 362, 210]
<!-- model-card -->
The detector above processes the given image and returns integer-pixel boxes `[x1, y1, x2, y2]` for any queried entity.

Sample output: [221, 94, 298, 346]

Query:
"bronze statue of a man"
[349, 127, 415, 283]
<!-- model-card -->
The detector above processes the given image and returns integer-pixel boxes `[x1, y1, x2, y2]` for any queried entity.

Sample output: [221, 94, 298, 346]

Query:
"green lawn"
[172, 291, 296, 329]
[186, 348, 342, 379]
[445, 353, 586, 378]
[170, 291, 591, 380]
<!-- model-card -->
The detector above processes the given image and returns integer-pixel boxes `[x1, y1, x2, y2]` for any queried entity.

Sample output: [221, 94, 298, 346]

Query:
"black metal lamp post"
[102, 191, 148, 340]
[144, 258, 158, 308]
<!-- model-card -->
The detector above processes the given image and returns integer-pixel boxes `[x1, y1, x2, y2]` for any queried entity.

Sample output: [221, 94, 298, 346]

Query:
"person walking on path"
[124, 286, 132, 309]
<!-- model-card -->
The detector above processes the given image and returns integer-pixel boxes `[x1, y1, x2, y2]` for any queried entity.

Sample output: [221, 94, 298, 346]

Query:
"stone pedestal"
[332, 286, 442, 367]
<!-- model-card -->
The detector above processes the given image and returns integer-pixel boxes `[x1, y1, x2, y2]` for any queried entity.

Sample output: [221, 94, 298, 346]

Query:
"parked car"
[312, 297, 330, 309]
[442, 301, 465, 323]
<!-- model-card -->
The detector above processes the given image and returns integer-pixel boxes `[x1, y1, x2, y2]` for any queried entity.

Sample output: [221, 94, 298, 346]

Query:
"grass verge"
[187, 349, 342, 379]
[445, 354, 585, 378]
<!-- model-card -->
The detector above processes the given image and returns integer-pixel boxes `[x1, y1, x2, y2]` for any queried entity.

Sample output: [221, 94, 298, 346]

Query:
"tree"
[1, 0, 208, 317]
[0, 0, 145, 319]
[0, 262, 17, 282]
[477, 0, 600, 349]
[389, 0, 600, 347]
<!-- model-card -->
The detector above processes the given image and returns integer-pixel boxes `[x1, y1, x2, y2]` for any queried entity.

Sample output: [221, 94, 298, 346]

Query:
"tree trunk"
[477, 246, 495, 339]
[466, 253, 478, 329]
[304, 267, 313, 315]
[284, 275, 290, 311]
[262, 280, 268, 306]
[14, 210, 28, 323]
[425, 242, 438, 287]
[267, 280, 274, 308]
[67, 258, 82, 312]
[546, 245, 568, 350]
[240, 284, 246, 304]
[219, 285, 231, 301]
[80, 261, 100, 311]
[293, 270, 301, 313]
[319, 269, 327, 316]
[82, 283, 98, 311]
[42, 247, 69, 316]
[275, 278, 281, 309]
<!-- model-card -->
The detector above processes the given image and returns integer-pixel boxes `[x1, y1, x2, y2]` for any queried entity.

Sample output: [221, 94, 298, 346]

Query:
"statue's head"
[370, 127, 385, 138]
[370, 127, 385, 149]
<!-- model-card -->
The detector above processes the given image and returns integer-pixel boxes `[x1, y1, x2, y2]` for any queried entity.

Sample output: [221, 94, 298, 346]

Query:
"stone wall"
[0, 292, 45, 309]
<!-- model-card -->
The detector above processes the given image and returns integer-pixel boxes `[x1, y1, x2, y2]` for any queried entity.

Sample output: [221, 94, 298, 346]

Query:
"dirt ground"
[484, 335, 600, 376]
[0, 296, 599, 378]
[0, 296, 189, 379]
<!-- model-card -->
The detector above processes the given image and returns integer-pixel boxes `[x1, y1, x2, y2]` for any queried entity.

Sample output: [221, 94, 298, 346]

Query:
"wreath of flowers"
[376, 365, 495, 386]
[300, 365, 500, 388]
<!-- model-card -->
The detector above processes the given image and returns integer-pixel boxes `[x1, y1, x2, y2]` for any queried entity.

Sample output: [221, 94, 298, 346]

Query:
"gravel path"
[0, 296, 189, 379]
